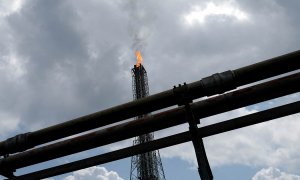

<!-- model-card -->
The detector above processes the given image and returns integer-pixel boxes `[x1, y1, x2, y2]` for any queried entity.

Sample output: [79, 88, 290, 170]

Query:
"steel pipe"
[1, 72, 300, 170]
[1, 50, 300, 155]
[10, 100, 300, 180]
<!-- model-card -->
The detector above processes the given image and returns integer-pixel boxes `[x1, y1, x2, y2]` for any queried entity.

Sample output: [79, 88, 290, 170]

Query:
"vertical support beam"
[174, 83, 213, 180]
[185, 103, 213, 180]
[0, 155, 15, 178]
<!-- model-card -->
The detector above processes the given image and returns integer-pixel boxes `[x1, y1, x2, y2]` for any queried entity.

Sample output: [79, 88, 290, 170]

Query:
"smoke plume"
[125, 0, 154, 55]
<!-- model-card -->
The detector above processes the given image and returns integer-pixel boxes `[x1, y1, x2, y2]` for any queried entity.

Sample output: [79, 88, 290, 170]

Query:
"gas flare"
[135, 50, 143, 67]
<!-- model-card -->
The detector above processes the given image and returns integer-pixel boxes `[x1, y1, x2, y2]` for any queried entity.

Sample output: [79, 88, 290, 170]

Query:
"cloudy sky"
[1, 0, 300, 179]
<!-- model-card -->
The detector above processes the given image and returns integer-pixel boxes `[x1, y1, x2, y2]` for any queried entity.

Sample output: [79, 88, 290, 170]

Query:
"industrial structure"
[130, 51, 166, 180]
[0, 50, 300, 179]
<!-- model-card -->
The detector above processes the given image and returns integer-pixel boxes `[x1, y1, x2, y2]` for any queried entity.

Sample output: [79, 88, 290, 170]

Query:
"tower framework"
[130, 64, 166, 180]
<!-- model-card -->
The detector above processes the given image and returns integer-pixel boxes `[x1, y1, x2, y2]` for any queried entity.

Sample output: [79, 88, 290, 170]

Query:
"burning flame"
[135, 50, 143, 67]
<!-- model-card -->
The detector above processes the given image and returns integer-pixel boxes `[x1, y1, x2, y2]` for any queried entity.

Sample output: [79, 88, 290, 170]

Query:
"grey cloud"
[0, 1, 300, 177]
[1, 0, 133, 130]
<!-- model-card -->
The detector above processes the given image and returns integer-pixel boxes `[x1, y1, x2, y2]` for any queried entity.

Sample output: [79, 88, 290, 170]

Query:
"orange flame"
[135, 50, 143, 67]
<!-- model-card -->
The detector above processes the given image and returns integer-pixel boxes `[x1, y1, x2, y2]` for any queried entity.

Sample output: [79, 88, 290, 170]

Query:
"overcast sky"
[1, 0, 300, 179]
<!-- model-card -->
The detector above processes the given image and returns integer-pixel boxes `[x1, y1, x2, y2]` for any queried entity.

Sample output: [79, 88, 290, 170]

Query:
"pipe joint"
[201, 70, 236, 96]
[173, 83, 193, 106]
[1, 133, 32, 155]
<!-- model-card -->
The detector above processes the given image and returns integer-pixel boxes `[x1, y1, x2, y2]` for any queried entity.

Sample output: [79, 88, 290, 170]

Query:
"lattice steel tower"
[130, 52, 166, 180]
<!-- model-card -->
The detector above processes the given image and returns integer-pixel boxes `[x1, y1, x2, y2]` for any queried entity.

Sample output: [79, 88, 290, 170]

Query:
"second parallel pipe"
[11, 100, 300, 180]
[1, 72, 300, 170]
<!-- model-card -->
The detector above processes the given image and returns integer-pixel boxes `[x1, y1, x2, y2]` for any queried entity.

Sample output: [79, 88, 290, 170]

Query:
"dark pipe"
[1, 50, 300, 155]
[10, 100, 300, 180]
[1, 72, 300, 170]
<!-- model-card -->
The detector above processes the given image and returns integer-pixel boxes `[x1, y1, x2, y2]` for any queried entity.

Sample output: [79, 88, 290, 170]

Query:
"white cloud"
[252, 167, 300, 180]
[184, 1, 249, 25]
[0, 0, 24, 17]
[204, 112, 300, 171]
[63, 166, 123, 180]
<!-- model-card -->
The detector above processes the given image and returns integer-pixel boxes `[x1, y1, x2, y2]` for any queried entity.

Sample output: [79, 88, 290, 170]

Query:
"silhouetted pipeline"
[1, 50, 300, 156]
[1, 72, 300, 171]
[10, 100, 300, 180]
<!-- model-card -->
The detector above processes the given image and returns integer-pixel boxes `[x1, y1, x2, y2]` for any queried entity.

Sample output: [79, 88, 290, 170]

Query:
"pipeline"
[10, 100, 300, 180]
[1, 72, 300, 170]
[1, 50, 300, 156]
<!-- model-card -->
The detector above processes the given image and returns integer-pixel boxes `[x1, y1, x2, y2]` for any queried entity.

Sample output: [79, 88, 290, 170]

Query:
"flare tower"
[130, 51, 166, 180]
